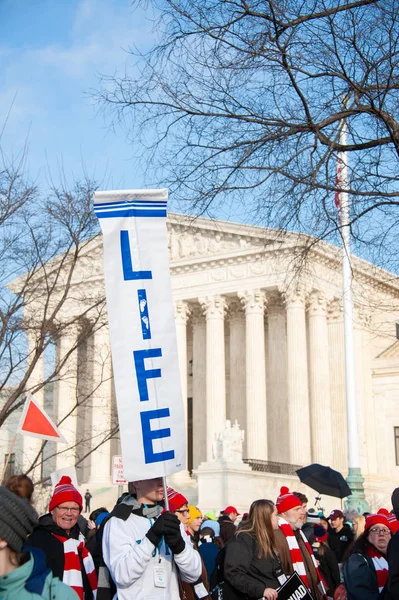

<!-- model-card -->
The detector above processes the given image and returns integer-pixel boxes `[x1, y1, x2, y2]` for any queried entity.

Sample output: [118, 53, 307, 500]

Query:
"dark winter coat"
[384, 531, 399, 599]
[328, 524, 354, 563]
[223, 532, 281, 600]
[343, 552, 383, 600]
[311, 542, 340, 595]
[27, 513, 93, 600]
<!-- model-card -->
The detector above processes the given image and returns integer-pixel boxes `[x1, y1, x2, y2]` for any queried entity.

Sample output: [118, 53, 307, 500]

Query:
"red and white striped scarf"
[53, 532, 98, 599]
[367, 546, 389, 592]
[278, 517, 327, 599]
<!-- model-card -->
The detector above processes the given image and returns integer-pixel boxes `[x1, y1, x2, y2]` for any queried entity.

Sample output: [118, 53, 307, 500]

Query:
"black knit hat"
[0, 486, 38, 551]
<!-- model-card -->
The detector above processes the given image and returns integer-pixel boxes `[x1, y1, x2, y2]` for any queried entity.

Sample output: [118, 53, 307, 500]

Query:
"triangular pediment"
[377, 340, 399, 359]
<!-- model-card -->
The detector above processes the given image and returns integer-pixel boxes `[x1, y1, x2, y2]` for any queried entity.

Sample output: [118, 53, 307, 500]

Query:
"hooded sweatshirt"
[0, 547, 77, 600]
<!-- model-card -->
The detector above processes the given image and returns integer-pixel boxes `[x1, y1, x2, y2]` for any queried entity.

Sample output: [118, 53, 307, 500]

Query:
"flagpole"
[1, 432, 18, 485]
[337, 118, 369, 513]
[163, 476, 170, 510]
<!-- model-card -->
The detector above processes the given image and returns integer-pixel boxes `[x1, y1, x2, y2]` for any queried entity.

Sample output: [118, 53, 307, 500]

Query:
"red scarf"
[53, 533, 98, 599]
[278, 517, 327, 599]
[367, 546, 389, 592]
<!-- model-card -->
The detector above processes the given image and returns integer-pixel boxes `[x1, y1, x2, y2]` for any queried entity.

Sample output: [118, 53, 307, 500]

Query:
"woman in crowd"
[0, 486, 76, 599]
[28, 476, 97, 600]
[352, 514, 365, 540]
[224, 499, 282, 600]
[311, 524, 340, 598]
[343, 513, 392, 600]
[187, 506, 203, 545]
[5, 474, 34, 504]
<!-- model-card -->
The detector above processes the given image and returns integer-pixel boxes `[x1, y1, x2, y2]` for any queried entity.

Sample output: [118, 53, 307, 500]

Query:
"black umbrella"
[296, 463, 352, 499]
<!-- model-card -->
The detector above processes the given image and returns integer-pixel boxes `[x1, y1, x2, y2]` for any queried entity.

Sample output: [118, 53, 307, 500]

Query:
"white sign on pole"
[94, 189, 186, 481]
[112, 455, 128, 486]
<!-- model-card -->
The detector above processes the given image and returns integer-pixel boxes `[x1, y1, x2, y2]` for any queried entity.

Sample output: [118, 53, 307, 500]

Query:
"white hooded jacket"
[103, 498, 201, 600]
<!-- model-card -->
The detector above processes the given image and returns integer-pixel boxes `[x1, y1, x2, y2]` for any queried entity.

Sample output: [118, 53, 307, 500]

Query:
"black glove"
[164, 525, 185, 555]
[146, 511, 182, 549]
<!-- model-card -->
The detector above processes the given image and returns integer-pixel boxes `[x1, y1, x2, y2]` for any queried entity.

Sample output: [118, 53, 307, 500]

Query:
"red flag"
[17, 395, 67, 443]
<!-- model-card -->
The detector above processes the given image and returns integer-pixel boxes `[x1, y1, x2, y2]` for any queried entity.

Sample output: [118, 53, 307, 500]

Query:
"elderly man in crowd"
[102, 476, 201, 600]
[28, 476, 97, 599]
[275, 486, 326, 600]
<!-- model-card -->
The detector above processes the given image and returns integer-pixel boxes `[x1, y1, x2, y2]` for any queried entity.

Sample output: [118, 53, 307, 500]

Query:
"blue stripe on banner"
[94, 201, 167, 208]
[94, 202, 167, 209]
[137, 289, 152, 340]
[95, 209, 167, 219]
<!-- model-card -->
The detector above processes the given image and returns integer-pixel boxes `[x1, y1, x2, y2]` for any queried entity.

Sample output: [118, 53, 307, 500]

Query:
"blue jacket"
[0, 547, 77, 600]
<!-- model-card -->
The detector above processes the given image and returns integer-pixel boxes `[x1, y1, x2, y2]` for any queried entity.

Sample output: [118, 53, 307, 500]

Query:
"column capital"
[199, 295, 227, 319]
[281, 285, 307, 308]
[327, 296, 343, 322]
[307, 289, 328, 315]
[238, 289, 267, 314]
[354, 305, 372, 329]
[174, 299, 191, 324]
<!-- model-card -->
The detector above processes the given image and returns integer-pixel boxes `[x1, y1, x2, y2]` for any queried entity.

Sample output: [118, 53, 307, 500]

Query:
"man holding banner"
[93, 189, 202, 598]
[102, 477, 201, 600]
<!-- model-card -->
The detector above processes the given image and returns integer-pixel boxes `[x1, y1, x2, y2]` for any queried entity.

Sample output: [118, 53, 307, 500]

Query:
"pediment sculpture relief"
[167, 225, 268, 260]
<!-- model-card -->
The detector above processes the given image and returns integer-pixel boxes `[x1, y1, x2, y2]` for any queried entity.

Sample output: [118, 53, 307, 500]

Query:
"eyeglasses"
[175, 509, 190, 515]
[369, 527, 391, 536]
[56, 506, 80, 514]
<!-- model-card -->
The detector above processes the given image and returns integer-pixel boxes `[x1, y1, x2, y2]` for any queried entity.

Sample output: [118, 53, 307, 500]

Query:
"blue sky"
[0, 0, 155, 192]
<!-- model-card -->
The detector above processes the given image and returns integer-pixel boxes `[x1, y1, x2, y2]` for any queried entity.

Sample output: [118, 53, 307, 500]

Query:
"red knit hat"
[49, 476, 83, 512]
[365, 514, 391, 532]
[167, 487, 188, 513]
[276, 486, 302, 514]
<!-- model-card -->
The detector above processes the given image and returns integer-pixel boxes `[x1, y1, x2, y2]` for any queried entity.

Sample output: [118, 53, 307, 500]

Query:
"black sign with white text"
[277, 572, 314, 600]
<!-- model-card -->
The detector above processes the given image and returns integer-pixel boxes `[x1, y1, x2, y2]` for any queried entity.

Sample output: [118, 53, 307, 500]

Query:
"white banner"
[93, 189, 186, 481]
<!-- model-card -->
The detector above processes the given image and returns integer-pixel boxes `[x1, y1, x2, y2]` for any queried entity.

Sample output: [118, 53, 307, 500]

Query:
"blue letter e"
[140, 408, 175, 464]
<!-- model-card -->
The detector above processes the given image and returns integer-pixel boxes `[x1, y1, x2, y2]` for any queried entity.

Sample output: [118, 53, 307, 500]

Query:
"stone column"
[191, 306, 207, 469]
[21, 333, 45, 477]
[327, 297, 347, 471]
[228, 299, 246, 448]
[284, 288, 311, 466]
[200, 295, 227, 462]
[266, 292, 289, 463]
[239, 290, 268, 460]
[173, 300, 191, 480]
[87, 325, 112, 486]
[54, 326, 80, 471]
[307, 290, 333, 464]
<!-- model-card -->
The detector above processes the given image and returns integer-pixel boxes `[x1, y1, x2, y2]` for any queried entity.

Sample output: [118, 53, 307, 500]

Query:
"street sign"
[112, 455, 128, 486]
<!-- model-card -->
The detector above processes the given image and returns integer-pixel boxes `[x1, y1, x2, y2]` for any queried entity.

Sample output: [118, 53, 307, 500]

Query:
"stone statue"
[212, 419, 245, 463]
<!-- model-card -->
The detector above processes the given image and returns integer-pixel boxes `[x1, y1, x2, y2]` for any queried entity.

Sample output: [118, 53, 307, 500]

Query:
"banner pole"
[1, 432, 18, 484]
[163, 476, 169, 510]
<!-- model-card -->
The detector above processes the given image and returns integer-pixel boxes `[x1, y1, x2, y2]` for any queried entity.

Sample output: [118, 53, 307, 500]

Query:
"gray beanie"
[0, 486, 38, 552]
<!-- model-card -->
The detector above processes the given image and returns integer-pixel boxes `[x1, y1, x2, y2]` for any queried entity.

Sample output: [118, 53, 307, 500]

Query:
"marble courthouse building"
[4, 213, 399, 511]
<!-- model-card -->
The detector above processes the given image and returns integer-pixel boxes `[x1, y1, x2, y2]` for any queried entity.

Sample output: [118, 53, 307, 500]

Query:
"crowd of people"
[1, 473, 399, 599]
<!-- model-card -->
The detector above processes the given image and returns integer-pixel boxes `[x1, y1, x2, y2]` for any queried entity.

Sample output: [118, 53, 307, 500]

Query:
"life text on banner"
[93, 189, 186, 482]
